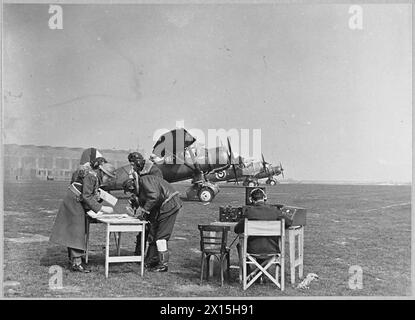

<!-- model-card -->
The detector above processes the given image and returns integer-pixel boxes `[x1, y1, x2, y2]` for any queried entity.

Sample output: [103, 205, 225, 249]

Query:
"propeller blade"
[261, 153, 269, 173]
[232, 164, 239, 185]
[227, 137, 237, 164]
[226, 137, 239, 184]
[279, 162, 285, 179]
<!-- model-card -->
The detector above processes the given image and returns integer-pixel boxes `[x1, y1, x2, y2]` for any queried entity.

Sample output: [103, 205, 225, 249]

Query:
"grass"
[2, 181, 411, 298]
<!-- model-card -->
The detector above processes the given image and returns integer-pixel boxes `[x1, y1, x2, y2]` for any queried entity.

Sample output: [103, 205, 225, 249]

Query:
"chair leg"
[226, 254, 230, 281]
[209, 254, 215, 278]
[200, 254, 205, 285]
[281, 257, 285, 291]
[242, 258, 247, 290]
[205, 255, 210, 281]
[220, 257, 224, 286]
[237, 247, 243, 284]
[276, 264, 280, 285]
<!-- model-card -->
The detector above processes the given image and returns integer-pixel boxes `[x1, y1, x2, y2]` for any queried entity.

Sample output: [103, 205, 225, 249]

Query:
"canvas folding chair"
[241, 219, 285, 291]
[198, 224, 231, 286]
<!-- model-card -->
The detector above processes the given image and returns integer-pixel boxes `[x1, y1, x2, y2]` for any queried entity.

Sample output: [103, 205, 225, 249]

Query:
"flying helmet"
[123, 178, 136, 194]
[99, 163, 116, 178]
[128, 152, 144, 162]
[128, 152, 146, 171]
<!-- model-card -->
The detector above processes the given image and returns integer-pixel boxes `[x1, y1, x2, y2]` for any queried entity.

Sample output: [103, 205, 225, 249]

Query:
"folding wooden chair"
[241, 219, 285, 291]
[198, 225, 231, 286]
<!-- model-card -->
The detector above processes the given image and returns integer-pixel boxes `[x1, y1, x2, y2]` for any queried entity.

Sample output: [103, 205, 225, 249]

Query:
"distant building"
[3, 144, 134, 181]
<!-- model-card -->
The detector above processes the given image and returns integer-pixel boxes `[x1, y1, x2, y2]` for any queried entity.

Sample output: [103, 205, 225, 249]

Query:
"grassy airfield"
[3, 181, 411, 298]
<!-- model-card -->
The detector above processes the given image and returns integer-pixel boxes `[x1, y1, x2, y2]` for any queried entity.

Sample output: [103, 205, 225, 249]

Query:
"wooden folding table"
[92, 215, 147, 278]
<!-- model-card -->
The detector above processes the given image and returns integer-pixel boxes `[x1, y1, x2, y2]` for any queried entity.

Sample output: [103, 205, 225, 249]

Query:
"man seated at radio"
[234, 188, 291, 258]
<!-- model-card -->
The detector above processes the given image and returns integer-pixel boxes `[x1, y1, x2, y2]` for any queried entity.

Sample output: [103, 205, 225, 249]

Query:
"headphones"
[249, 188, 267, 203]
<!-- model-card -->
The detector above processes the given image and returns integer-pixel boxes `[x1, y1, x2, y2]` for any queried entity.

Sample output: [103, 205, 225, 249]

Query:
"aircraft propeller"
[279, 161, 285, 179]
[261, 153, 270, 174]
[227, 137, 239, 185]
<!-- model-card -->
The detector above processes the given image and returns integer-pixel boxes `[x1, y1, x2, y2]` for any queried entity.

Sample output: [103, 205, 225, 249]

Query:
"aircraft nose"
[271, 164, 283, 176]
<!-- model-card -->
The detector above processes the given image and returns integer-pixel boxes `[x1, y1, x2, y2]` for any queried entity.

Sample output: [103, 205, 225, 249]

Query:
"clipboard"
[69, 183, 118, 206]
[98, 188, 118, 206]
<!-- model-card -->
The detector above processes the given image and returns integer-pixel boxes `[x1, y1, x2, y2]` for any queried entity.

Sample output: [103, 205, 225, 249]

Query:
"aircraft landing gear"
[243, 178, 259, 187]
[266, 178, 278, 185]
[185, 181, 220, 202]
[198, 187, 214, 202]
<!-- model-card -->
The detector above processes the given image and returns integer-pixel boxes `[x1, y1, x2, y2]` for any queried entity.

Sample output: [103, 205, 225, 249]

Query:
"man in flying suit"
[128, 152, 163, 179]
[124, 173, 182, 272]
[128, 152, 164, 256]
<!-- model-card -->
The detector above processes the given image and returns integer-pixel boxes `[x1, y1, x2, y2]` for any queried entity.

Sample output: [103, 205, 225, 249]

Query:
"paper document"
[99, 214, 130, 219]
[87, 210, 129, 219]
[98, 188, 118, 206]
[87, 210, 103, 219]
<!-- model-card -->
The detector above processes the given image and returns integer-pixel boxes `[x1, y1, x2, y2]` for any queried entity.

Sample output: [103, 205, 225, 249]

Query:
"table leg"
[289, 228, 295, 285]
[116, 232, 122, 256]
[113, 233, 118, 253]
[299, 227, 304, 279]
[141, 225, 145, 276]
[105, 225, 110, 278]
[281, 236, 285, 291]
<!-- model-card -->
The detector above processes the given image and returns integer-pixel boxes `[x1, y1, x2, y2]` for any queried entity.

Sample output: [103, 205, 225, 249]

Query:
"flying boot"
[151, 250, 169, 272]
[151, 239, 169, 272]
[144, 242, 159, 269]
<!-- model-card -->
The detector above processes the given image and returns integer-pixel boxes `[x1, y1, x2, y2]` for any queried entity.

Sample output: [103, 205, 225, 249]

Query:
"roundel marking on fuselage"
[216, 170, 226, 180]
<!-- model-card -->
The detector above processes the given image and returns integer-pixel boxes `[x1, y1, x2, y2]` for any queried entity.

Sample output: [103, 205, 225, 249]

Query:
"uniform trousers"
[146, 210, 179, 263]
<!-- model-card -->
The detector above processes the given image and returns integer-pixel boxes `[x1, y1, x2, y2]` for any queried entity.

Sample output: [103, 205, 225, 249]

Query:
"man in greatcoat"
[49, 161, 116, 273]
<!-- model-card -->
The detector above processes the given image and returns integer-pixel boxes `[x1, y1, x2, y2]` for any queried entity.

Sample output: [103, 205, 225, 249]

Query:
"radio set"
[219, 205, 244, 222]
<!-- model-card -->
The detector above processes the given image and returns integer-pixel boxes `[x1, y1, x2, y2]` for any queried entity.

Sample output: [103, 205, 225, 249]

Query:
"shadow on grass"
[40, 246, 70, 268]
[179, 196, 202, 203]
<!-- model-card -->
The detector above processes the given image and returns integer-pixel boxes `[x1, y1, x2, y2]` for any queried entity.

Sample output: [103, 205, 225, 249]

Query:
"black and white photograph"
[1, 0, 412, 300]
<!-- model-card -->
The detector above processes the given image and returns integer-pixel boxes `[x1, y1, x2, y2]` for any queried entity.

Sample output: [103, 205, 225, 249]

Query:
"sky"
[3, 3, 412, 182]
